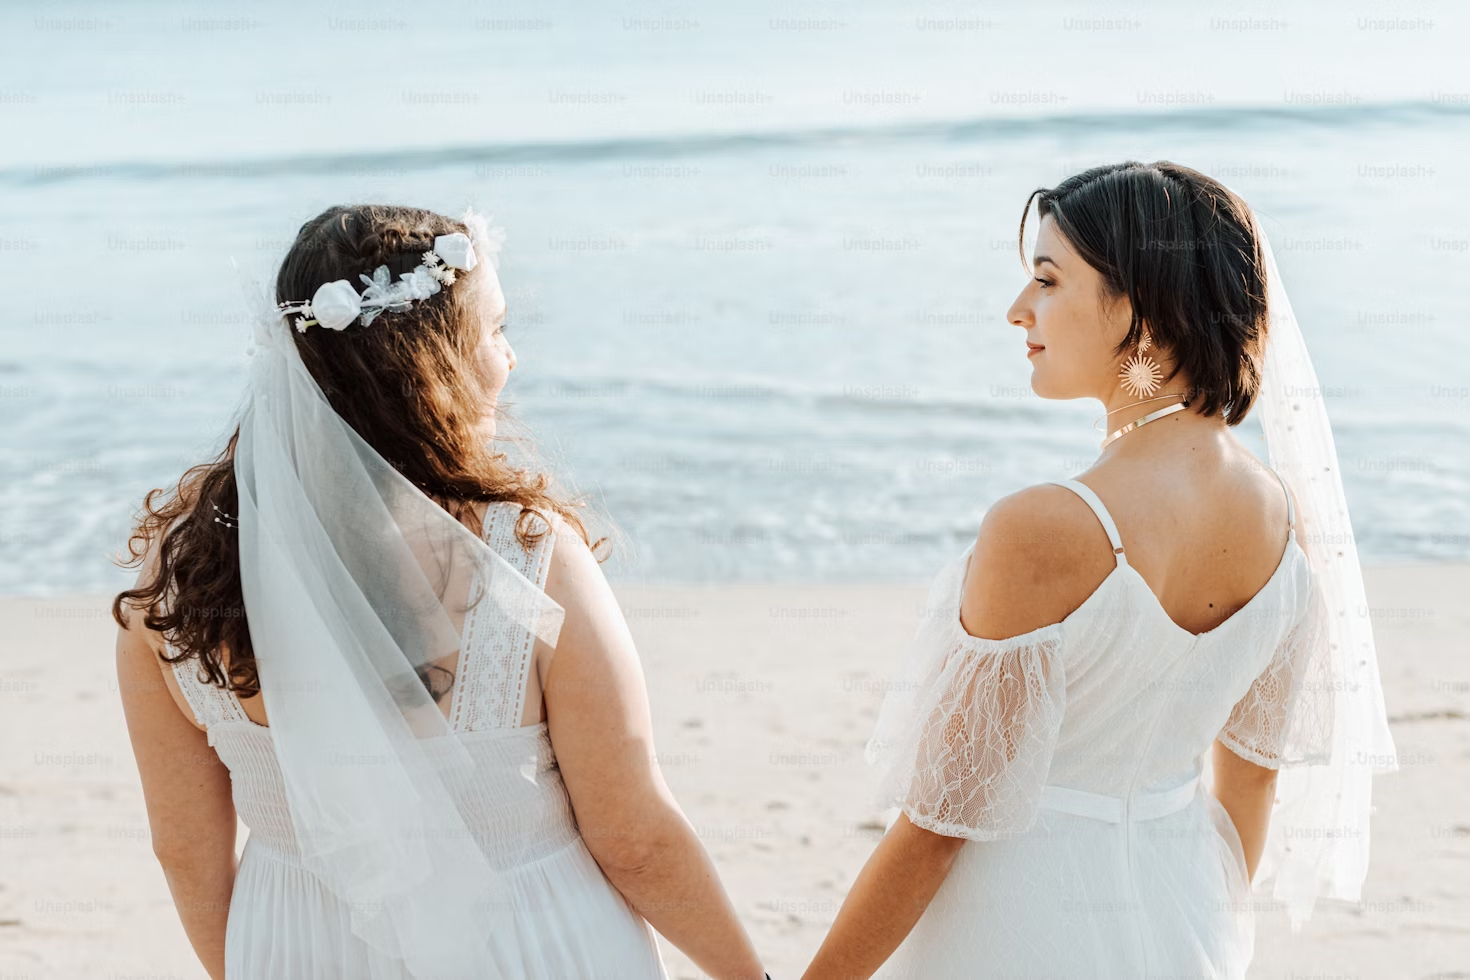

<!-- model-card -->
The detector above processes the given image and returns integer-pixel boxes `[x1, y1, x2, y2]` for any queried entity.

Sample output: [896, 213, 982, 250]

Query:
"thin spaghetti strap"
[1047, 480, 1129, 568]
[1267, 465, 1296, 537]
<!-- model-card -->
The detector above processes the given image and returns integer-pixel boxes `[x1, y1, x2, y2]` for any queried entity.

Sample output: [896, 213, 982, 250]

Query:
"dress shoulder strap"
[1046, 479, 1129, 568]
[1265, 465, 1297, 538]
[449, 502, 561, 732]
[166, 645, 252, 731]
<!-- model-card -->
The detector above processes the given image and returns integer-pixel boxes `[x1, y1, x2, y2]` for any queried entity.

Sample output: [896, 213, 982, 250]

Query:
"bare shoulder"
[537, 516, 650, 728]
[1241, 454, 1296, 533]
[961, 483, 1118, 641]
[539, 517, 630, 651]
[542, 516, 601, 605]
[1209, 447, 1297, 559]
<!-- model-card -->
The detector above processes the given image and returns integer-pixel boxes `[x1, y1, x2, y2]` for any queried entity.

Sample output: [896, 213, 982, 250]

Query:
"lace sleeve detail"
[866, 554, 1066, 841]
[1218, 567, 1335, 769]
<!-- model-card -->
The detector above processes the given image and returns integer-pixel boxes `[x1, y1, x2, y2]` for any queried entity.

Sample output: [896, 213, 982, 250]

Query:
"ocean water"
[2, 1, 1469, 593]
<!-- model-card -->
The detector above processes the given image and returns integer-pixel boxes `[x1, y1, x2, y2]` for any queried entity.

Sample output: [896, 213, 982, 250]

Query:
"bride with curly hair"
[113, 204, 768, 980]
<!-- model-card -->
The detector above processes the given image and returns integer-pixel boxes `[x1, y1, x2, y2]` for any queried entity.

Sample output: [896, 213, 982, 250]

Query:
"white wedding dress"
[168, 502, 669, 979]
[870, 472, 1327, 979]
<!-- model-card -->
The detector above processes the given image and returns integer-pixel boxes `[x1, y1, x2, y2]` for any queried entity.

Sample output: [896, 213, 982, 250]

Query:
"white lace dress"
[167, 502, 669, 980]
[867, 474, 1331, 979]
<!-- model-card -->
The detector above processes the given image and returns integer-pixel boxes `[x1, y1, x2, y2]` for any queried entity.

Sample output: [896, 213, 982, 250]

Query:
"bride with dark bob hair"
[802, 161, 1394, 979]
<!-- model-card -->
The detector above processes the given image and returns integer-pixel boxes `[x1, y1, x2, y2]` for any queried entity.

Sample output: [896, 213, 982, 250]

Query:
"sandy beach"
[1, 562, 1465, 979]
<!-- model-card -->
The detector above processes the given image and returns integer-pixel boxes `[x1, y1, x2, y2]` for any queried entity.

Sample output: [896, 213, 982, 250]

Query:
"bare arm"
[116, 606, 237, 980]
[1211, 738, 1279, 881]
[541, 528, 765, 980]
[800, 814, 964, 979]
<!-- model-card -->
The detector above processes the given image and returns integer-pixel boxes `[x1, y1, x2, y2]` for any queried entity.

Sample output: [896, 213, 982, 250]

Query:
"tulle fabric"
[230, 210, 575, 975]
[1232, 198, 1398, 928]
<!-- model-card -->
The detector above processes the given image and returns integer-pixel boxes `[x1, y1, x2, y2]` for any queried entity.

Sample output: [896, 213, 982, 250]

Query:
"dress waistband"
[1038, 775, 1200, 823]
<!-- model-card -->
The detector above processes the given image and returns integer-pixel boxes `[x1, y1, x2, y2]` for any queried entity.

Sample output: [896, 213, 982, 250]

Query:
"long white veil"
[232, 213, 564, 975]
[1242, 193, 1398, 929]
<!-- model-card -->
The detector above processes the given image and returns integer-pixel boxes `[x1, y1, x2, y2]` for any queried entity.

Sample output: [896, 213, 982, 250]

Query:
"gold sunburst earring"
[1118, 330, 1164, 398]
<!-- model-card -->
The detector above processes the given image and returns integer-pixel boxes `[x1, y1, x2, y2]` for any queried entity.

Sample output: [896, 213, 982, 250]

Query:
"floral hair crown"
[277, 231, 479, 333]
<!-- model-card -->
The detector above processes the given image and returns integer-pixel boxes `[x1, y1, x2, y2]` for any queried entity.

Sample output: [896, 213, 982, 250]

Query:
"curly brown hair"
[112, 204, 595, 699]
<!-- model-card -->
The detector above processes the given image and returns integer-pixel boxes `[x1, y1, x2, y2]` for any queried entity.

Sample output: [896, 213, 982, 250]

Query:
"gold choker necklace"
[1100, 398, 1189, 449]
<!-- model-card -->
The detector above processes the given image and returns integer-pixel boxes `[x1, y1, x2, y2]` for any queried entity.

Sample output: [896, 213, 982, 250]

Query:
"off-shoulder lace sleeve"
[865, 552, 1066, 840]
[1217, 565, 1335, 769]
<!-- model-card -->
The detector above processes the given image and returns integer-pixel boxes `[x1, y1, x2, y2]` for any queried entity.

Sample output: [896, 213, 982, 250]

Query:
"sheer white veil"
[232, 210, 564, 975]
[1237, 190, 1398, 929]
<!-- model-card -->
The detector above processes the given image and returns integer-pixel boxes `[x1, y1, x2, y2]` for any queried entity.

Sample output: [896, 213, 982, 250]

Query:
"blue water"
[3, 3, 1469, 593]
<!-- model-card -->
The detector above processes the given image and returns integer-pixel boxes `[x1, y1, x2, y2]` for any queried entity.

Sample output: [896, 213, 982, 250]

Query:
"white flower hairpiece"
[278, 231, 480, 333]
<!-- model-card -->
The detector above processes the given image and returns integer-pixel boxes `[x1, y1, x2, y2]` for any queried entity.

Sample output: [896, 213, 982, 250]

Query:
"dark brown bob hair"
[1019, 160, 1270, 424]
